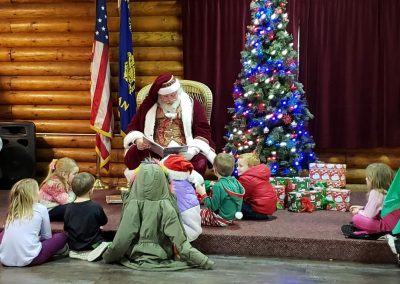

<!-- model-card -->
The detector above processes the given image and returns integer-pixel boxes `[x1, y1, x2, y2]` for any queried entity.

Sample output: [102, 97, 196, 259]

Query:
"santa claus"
[123, 74, 216, 176]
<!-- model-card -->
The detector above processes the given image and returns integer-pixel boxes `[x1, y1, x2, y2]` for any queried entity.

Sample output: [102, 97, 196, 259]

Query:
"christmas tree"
[224, 0, 316, 176]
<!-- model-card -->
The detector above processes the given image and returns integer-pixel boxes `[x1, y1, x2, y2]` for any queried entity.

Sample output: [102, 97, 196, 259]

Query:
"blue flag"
[118, 0, 136, 136]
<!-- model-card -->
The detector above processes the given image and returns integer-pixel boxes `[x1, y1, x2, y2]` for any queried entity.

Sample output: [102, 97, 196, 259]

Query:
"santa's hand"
[181, 146, 200, 160]
[136, 138, 150, 150]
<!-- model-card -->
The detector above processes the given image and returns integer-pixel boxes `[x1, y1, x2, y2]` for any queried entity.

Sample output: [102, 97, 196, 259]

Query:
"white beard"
[158, 92, 181, 119]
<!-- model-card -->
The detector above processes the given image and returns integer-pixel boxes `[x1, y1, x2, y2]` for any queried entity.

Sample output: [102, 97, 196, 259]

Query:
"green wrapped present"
[288, 190, 321, 212]
[288, 177, 310, 191]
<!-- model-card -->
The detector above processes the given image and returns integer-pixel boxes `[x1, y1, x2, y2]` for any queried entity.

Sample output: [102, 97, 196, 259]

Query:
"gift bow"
[286, 181, 295, 193]
[320, 188, 336, 209]
[300, 196, 316, 213]
[313, 181, 328, 188]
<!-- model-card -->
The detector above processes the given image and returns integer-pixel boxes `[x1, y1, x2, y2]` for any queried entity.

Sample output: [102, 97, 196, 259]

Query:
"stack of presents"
[271, 163, 350, 213]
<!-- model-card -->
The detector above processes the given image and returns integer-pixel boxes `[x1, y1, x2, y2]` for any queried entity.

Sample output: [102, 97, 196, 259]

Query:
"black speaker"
[0, 122, 36, 189]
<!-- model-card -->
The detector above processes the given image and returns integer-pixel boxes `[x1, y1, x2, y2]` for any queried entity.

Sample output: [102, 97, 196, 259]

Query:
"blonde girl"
[0, 179, 67, 267]
[237, 152, 277, 220]
[39, 157, 79, 221]
[351, 163, 397, 233]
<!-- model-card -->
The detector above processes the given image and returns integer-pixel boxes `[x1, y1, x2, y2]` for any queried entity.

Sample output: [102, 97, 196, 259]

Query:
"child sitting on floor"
[39, 158, 79, 222]
[90, 161, 214, 270]
[162, 154, 202, 242]
[64, 172, 109, 261]
[237, 153, 277, 220]
[195, 153, 245, 227]
[0, 179, 68, 267]
[343, 163, 396, 237]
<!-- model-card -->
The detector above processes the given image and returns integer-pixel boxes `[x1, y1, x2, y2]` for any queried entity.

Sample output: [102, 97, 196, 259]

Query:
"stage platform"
[0, 190, 397, 264]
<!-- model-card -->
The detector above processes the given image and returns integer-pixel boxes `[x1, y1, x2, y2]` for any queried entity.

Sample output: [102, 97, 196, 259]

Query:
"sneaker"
[87, 242, 110, 262]
[69, 250, 91, 261]
[341, 224, 355, 237]
[387, 235, 399, 254]
[55, 244, 69, 257]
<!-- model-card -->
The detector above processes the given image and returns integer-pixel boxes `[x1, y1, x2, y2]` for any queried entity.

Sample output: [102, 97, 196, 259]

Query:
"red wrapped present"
[309, 163, 346, 188]
[325, 188, 350, 211]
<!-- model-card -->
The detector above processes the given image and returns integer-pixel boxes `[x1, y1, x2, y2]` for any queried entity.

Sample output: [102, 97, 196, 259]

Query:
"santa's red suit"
[123, 74, 216, 176]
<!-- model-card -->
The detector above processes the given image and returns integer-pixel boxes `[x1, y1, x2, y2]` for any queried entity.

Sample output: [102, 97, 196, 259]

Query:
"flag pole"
[93, 155, 109, 190]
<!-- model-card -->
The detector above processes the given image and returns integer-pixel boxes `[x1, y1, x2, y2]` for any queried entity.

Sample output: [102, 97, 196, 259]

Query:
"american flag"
[90, 0, 113, 171]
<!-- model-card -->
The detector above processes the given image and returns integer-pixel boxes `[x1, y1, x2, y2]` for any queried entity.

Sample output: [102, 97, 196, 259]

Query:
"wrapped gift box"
[309, 163, 346, 188]
[273, 185, 286, 209]
[288, 190, 321, 212]
[324, 188, 351, 212]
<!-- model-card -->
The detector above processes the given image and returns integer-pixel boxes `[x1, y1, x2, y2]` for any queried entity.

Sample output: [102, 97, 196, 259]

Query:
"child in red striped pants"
[195, 153, 245, 227]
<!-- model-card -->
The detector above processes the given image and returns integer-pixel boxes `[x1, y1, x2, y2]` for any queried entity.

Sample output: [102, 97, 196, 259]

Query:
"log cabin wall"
[0, 0, 182, 187]
[0, 0, 398, 189]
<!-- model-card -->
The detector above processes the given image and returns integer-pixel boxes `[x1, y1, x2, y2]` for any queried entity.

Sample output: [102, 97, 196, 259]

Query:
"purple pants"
[352, 208, 400, 234]
[0, 230, 67, 266]
[124, 146, 208, 176]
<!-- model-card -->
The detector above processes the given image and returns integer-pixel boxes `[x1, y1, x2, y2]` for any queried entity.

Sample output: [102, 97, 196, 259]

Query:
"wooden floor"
[1, 255, 400, 284]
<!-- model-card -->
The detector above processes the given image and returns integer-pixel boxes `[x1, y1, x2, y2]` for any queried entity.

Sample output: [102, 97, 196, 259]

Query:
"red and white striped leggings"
[200, 208, 232, 227]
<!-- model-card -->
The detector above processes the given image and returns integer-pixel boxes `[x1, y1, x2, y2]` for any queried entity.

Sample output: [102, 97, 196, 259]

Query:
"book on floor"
[143, 136, 188, 158]
[106, 195, 123, 204]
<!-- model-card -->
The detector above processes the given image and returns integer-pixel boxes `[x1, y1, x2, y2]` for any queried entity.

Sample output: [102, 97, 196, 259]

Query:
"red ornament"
[257, 103, 266, 113]
[249, 75, 257, 83]
[290, 84, 297, 91]
[282, 114, 292, 124]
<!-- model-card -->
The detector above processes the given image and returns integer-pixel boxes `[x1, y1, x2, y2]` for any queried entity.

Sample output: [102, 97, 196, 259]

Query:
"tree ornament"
[282, 114, 292, 124]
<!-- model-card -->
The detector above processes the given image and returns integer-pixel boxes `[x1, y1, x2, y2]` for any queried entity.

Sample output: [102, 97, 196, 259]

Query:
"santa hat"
[145, 74, 181, 103]
[158, 75, 181, 95]
[163, 154, 194, 180]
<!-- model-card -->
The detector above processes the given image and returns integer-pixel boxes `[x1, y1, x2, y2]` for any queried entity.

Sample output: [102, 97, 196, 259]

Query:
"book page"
[142, 136, 164, 157]
[143, 137, 188, 157]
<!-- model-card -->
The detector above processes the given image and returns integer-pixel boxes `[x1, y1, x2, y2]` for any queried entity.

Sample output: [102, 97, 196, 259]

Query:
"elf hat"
[163, 154, 194, 180]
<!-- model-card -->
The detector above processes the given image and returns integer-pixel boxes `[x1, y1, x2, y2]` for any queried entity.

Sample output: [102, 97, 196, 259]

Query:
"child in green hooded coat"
[99, 161, 214, 271]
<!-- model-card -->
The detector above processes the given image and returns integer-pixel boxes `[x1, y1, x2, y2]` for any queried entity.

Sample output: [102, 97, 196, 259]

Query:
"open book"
[143, 136, 188, 158]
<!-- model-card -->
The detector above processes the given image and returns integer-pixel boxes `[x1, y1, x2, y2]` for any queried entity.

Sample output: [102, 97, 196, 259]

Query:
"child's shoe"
[54, 244, 69, 257]
[87, 242, 111, 262]
[386, 234, 400, 265]
[69, 250, 91, 261]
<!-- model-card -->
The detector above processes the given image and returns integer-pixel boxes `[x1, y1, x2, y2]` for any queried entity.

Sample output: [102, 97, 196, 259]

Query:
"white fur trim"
[143, 104, 158, 139]
[188, 170, 204, 187]
[124, 131, 144, 149]
[124, 168, 135, 183]
[167, 169, 190, 180]
[181, 206, 202, 242]
[188, 138, 216, 164]
[158, 78, 181, 95]
[235, 212, 243, 220]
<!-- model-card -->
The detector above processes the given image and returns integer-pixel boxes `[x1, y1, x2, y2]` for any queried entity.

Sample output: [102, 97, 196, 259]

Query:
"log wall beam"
[0, 32, 182, 47]
[0, 2, 181, 18]
[0, 16, 180, 33]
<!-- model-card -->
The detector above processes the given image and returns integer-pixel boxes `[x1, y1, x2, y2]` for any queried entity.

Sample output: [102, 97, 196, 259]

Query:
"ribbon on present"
[313, 181, 328, 189]
[320, 188, 335, 210]
[286, 181, 295, 193]
[300, 196, 316, 213]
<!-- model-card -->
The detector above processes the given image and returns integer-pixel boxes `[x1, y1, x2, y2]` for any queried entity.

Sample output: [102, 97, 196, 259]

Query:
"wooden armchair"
[136, 80, 213, 123]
